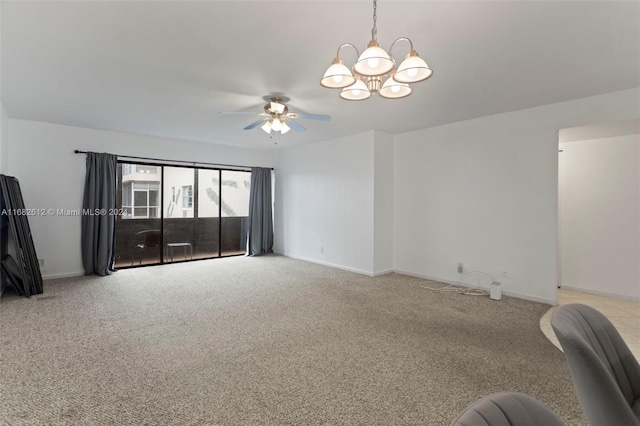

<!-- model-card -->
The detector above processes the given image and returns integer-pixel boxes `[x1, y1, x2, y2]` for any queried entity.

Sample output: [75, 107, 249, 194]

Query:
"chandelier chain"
[372, 0, 378, 40]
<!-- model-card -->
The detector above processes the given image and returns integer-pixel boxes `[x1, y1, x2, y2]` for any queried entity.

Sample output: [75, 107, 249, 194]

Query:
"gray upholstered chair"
[551, 303, 640, 426]
[451, 391, 565, 426]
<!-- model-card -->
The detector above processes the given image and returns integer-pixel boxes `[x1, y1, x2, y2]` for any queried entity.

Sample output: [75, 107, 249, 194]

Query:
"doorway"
[557, 119, 640, 301]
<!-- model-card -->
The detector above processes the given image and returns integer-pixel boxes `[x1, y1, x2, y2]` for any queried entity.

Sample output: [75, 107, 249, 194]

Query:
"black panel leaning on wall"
[0, 189, 7, 296]
[0, 174, 43, 298]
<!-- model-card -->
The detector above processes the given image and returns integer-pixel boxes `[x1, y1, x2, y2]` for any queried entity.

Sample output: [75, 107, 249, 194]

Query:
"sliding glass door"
[197, 169, 221, 260]
[221, 170, 251, 256]
[163, 167, 196, 263]
[115, 163, 162, 267]
[114, 162, 250, 269]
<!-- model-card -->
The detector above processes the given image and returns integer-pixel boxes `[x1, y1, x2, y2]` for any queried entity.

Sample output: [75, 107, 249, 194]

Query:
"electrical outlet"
[458, 262, 464, 274]
[500, 267, 509, 286]
[320, 246, 324, 254]
[38, 258, 45, 268]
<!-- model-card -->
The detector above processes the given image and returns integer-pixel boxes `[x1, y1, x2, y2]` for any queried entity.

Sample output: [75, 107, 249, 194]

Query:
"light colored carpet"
[0, 255, 586, 425]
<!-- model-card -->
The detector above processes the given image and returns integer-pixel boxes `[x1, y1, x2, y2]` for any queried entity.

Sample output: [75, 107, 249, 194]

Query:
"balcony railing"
[115, 216, 247, 268]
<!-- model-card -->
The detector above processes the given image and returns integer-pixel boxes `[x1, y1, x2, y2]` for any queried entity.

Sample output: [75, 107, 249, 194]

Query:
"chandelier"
[320, 0, 432, 100]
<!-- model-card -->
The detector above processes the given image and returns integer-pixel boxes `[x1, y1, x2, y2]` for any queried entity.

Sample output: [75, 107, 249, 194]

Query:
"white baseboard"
[280, 253, 375, 277]
[501, 289, 556, 306]
[392, 269, 460, 286]
[560, 284, 640, 303]
[42, 271, 85, 280]
[393, 269, 556, 305]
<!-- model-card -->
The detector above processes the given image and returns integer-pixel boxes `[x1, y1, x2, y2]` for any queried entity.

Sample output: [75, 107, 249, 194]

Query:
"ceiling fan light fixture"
[270, 101, 286, 114]
[271, 118, 283, 132]
[220, 96, 330, 137]
[379, 74, 412, 99]
[394, 50, 432, 83]
[340, 78, 372, 101]
[320, 58, 356, 88]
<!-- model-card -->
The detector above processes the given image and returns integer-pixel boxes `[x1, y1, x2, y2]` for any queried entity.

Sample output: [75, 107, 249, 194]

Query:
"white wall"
[1, 2, 7, 300]
[394, 88, 640, 304]
[7, 119, 274, 278]
[0, 104, 7, 293]
[273, 131, 375, 275]
[559, 134, 640, 301]
[373, 131, 394, 275]
[0, 104, 7, 173]
[0, 0, 5, 174]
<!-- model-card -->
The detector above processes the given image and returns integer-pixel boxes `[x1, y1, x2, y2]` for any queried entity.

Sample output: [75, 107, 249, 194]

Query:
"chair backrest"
[137, 229, 161, 247]
[451, 391, 565, 426]
[551, 303, 640, 426]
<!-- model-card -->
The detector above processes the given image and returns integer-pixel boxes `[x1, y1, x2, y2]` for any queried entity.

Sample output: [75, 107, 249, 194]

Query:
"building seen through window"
[121, 164, 160, 218]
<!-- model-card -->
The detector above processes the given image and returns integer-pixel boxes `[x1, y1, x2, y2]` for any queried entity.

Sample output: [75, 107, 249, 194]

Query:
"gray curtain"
[247, 167, 273, 256]
[81, 152, 118, 275]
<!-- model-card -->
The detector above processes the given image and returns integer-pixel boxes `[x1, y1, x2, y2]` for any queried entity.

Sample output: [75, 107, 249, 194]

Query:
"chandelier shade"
[340, 78, 372, 101]
[378, 74, 412, 99]
[320, 58, 356, 89]
[394, 50, 433, 83]
[354, 40, 395, 77]
[320, 0, 433, 101]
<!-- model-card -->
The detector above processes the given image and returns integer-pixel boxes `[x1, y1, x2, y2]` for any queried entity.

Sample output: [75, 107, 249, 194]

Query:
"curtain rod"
[73, 150, 272, 170]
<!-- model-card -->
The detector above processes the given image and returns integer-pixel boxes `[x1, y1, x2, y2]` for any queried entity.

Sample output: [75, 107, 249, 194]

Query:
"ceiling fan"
[220, 97, 331, 135]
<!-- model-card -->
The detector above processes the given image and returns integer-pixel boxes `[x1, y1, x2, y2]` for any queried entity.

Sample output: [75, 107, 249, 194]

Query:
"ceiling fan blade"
[287, 112, 331, 121]
[287, 119, 306, 133]
[244, 118, 268, 130]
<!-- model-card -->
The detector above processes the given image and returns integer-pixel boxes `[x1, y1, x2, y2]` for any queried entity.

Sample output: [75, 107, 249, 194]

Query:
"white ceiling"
[2, 1, 639, 151]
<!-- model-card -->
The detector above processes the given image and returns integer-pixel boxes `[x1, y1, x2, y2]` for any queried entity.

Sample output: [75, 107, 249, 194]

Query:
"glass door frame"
[115, 160, 251, 269]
